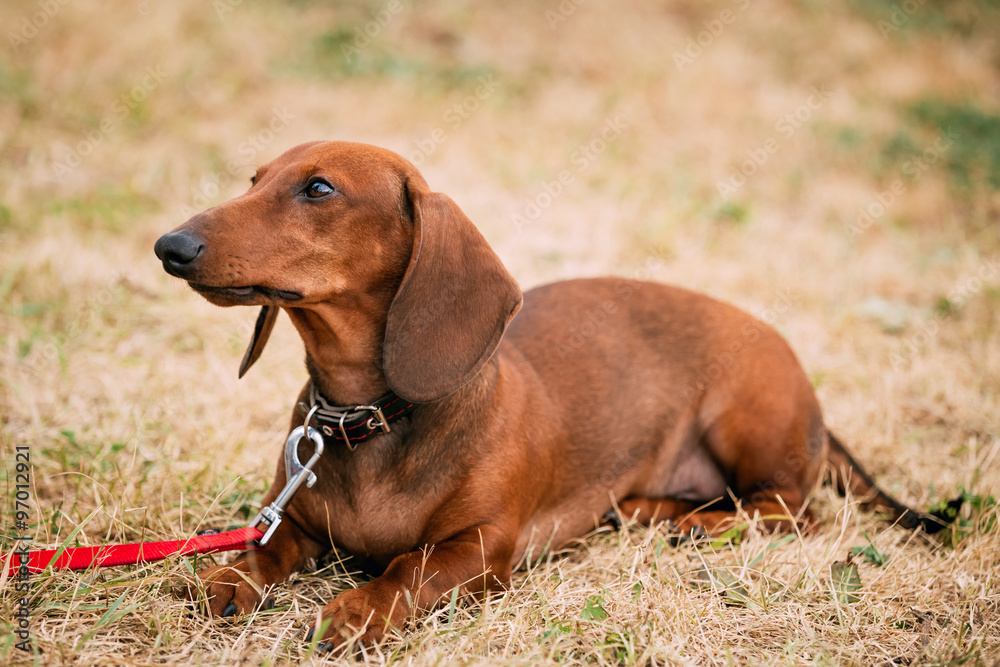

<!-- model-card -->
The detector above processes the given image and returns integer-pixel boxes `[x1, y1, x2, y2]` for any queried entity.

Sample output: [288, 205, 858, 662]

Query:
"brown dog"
[154, 141, 955, 649]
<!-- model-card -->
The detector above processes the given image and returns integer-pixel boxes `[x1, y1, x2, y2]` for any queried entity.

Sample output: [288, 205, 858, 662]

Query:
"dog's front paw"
[180, 559, 273, 618]
[307, 585, 407, 651]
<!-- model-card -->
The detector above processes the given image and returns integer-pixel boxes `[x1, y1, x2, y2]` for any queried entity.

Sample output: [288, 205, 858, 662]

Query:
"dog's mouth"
[188, 282, 303, 302]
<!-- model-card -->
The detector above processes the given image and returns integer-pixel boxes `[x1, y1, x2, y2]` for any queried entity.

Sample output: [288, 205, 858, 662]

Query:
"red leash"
[6, 418, 329, 577]
[5, 527, 263, 577]
[6, 420, 330, 577]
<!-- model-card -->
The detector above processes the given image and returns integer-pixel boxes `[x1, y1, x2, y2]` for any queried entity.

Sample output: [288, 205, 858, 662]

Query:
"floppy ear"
[238, 305, 278, 378]
[383, 188, 522, 403]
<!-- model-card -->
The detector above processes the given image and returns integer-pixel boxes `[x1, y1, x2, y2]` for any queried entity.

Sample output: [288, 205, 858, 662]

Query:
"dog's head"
[154, 141, 522, 402]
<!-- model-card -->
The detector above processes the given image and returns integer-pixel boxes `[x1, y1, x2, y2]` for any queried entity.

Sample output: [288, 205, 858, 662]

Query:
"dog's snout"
[154, 231, 205, 276]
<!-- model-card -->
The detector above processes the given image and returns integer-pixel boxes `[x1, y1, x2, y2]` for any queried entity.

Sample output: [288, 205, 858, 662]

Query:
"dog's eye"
[305, 180, 335, 198]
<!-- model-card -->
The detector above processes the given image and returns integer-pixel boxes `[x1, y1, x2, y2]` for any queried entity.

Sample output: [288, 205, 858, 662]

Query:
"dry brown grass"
[2, 0, 999, 664]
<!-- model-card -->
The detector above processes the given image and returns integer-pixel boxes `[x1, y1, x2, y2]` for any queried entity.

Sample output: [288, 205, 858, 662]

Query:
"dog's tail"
[825, 431, 961, 534]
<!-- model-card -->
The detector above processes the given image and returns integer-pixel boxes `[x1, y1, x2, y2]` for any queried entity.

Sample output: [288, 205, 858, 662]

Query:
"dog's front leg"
[189, 514, 325, 617]
[311, 523, 515, 650]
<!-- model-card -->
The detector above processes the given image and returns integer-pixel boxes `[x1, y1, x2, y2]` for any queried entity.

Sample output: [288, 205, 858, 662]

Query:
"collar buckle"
[304, 384, 414, 449]
[358, 405, 391, 434]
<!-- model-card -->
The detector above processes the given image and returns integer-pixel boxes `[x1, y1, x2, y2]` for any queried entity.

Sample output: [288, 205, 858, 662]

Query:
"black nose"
[154, 231, 205, 277]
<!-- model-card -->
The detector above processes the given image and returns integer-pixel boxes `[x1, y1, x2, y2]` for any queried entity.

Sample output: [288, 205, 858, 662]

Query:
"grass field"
[2, 0, 999, 664]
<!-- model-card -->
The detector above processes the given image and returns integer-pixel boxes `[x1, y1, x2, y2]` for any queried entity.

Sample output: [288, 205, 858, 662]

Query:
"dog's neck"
[284, 300, 392, 405]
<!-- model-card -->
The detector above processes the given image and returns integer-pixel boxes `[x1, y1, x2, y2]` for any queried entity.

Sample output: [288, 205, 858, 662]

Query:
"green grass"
[907, 99, 1000, 189]
[877, 100, 1000, 192]
[290, 24, 500, 92]
[847, 0, 1000, 39]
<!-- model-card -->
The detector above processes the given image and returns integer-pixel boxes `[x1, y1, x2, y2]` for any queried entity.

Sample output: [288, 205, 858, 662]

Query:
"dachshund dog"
[154, 141, 954, 650]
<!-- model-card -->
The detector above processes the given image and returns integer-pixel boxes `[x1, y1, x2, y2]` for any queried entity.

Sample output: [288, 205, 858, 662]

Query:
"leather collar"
[299, 383, 415, 450]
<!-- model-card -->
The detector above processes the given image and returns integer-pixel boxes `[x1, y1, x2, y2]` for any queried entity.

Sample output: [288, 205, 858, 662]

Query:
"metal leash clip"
[249, 407, 325, 546]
